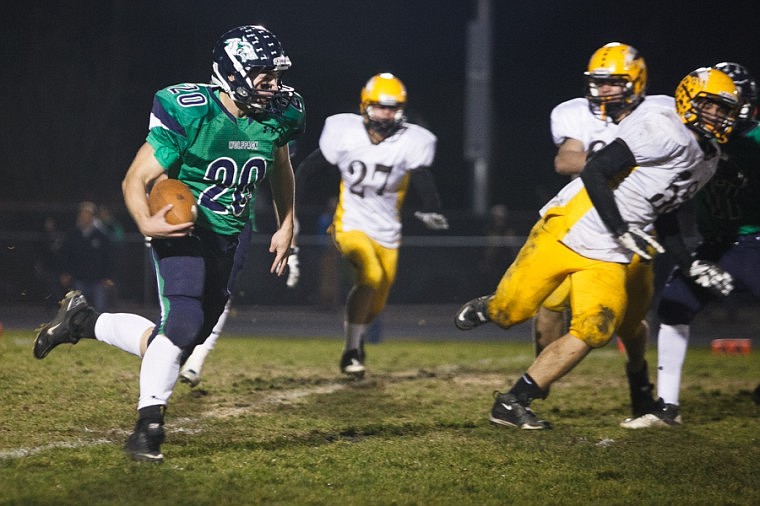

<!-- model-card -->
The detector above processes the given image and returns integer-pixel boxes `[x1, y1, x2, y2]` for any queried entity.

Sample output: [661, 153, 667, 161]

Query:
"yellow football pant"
[332, 229, 398, 316]
[540, 253, 653, 341]
[489, 218, 627, 348]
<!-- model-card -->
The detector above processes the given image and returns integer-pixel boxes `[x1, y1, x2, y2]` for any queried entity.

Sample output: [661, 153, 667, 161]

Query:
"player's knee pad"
[656, 274, 701, 325]
[154, 255, 206, 348]
[163, 295, 204, 348]
[490, 309, 518, 328]
[489, 297, 534, 329]
[573, 306, 620, 348]
[657, 298, 695, 326]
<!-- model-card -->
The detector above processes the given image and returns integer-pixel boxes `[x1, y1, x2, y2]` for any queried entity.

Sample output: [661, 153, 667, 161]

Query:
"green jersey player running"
[33, 25, 304, 463]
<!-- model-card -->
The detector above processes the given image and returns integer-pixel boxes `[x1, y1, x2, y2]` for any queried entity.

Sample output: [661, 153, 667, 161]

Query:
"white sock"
[180, 300, 230, 375]
[94, 313, 154, 357]
[657, 323, 690, 406]
[138, 334, 181, 410]
[180, 346, 210, 376]
[344, 322, 367, 351]
[200, 299, 229, 353]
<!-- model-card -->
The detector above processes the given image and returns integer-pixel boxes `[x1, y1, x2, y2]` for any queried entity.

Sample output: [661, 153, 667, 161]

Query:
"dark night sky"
[2, 0, 758, 214]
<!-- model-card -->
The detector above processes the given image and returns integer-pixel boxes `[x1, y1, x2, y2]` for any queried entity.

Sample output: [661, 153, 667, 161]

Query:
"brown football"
[148, 178, 198, 225]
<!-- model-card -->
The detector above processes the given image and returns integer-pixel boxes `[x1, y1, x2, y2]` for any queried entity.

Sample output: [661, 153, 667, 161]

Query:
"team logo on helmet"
[211, 25, 294, 116]
[224, 38, 260, 63]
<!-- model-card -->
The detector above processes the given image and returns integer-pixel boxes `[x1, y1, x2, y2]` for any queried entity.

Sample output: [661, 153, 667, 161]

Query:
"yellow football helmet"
[585, 42, 647, 121]
[360, 72, 407, 135]
[675, 67, 741, 144]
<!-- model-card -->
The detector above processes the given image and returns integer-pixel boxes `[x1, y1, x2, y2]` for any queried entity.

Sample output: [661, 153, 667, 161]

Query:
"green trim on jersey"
[146, 83, 305, 235]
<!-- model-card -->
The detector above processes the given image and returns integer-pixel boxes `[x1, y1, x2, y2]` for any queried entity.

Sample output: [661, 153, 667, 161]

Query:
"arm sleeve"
[653, 210, 692, 271]
[579, 138, 637, 236]
[294, 148, 336, 205]
[146, 93, 187, 172]
[409, 167, 442, 211]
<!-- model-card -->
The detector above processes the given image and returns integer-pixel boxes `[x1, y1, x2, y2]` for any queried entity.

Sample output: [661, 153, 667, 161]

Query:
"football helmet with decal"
[211, 25, 293, 115]
[360, 73, 407, 136]
[675, 67, 740, 144]
[585, 42, 647, 121]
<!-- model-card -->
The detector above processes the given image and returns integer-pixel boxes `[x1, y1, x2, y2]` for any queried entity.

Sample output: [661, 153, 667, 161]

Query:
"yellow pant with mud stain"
[488, 218, 627, 348]
[540, 252, 653, 341]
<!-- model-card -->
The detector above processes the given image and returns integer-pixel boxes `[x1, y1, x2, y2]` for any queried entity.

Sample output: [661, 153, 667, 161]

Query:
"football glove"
[688, 259, 733, 296]
[615, 227, 664, 260]
[286, 247, 300, 288]
[414, 211, 449, 230]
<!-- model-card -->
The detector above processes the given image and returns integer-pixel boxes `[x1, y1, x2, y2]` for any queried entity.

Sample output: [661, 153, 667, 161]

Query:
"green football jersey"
[146, 83, 305, 235]
[695, 123, 760, 242]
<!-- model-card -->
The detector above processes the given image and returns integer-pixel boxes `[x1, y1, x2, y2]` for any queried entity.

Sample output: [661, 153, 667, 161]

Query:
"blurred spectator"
[58, 201, 114, 311]
[480, 204, 517, 279]
[96, 203, 126, 307]
[316, 197, 342, 310]
[96, 204, 125, 244]
[33, 216, 65, 305]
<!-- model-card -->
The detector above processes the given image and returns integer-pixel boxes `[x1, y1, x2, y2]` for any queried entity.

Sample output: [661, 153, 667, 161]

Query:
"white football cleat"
[179, 367, 201, 388]
[620, 399, 682, 429]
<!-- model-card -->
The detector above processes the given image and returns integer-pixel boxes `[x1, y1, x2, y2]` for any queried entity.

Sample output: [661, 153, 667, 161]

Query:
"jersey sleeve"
[550, 99, 583, 147]
[550, 102, 572, 146]
[318, 115, 345, 165]
[145, 88, 190, 172]
[405, 126, 437, 169]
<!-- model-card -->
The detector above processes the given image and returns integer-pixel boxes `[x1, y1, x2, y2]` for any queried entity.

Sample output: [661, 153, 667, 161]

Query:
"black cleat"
[627, 361, 656, 417]
[340, 347, 366, 378]
[124, 420, 166, 463]
[455, 295, 492, 330]
[489, 391, 552, 430]
[33, 291, 91, 359]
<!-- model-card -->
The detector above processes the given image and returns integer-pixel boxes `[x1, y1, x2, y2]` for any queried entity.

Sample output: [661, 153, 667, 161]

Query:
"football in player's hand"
[148, 179, 198, 225]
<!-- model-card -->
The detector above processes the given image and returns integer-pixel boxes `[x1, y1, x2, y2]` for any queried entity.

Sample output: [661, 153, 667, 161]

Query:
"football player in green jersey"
[33, 25, 304, 462]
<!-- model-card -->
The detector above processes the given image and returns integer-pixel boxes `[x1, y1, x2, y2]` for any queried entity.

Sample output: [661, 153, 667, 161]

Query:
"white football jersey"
[550, 95, 675, 154]
[540, 97, 720, 262]
[320, 113, 437, 248]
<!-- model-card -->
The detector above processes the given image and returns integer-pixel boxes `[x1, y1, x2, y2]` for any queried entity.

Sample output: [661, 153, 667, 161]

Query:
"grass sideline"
[1, 329, 759, 505]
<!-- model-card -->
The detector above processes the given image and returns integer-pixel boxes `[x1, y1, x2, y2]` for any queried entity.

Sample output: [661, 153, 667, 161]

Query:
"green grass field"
[1, 327, 759, 505]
